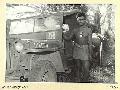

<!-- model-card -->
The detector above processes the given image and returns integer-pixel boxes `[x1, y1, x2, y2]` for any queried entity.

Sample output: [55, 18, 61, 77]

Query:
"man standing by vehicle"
[62, 12, 92, 83]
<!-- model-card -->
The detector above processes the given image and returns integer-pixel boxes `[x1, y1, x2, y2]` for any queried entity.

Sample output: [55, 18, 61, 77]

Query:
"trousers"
[74, 59, 90, 83]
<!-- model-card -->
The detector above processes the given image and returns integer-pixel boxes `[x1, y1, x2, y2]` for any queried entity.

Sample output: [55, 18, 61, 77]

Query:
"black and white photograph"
[6, 4, 115, 83]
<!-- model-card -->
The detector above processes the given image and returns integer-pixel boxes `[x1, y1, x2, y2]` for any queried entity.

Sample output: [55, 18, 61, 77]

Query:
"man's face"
[77, 16, 86, 26]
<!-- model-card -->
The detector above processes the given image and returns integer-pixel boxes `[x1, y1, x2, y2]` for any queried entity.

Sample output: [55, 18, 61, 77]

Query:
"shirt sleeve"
[88, 28, 93, 55]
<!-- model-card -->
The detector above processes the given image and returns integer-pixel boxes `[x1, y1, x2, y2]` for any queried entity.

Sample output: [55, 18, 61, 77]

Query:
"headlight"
[15, 42, 23, 52]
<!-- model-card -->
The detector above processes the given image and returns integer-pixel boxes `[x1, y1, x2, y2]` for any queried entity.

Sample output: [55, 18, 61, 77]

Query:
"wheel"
[29, 60, 57, 82]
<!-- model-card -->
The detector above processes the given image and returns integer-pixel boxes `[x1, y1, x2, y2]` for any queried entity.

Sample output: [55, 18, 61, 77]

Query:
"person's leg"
[81, 60, 90, 83]
[73, 59, 81, 82]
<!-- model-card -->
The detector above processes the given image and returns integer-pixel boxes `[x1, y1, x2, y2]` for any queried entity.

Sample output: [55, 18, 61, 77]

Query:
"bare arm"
[63, 31, 74, 41]
[62, 24, 74, 41]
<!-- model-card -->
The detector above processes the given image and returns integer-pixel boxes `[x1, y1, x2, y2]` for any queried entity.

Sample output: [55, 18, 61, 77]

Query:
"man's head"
[76, 12, 86, 26]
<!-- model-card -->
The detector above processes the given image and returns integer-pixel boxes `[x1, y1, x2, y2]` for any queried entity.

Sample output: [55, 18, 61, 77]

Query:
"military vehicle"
[6, 9, 81, 82]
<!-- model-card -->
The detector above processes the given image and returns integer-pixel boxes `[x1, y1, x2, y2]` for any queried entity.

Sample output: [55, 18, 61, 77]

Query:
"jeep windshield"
[9, 15, 62, 34]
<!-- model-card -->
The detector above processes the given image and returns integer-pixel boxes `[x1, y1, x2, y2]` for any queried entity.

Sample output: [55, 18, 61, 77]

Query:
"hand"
[62, 24, 69, 33]
[92, 44, 96, 48]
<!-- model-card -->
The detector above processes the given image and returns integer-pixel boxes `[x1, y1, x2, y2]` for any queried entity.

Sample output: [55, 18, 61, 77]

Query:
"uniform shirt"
[63, 24, 92, 60]
[73, 25, 92, 45]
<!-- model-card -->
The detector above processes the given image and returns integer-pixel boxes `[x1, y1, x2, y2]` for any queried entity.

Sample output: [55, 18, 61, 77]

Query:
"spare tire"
[29, 60, 57, 82]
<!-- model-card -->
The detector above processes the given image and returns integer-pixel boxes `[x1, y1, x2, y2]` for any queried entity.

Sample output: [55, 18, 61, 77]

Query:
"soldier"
[62, 12, 92, 83]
